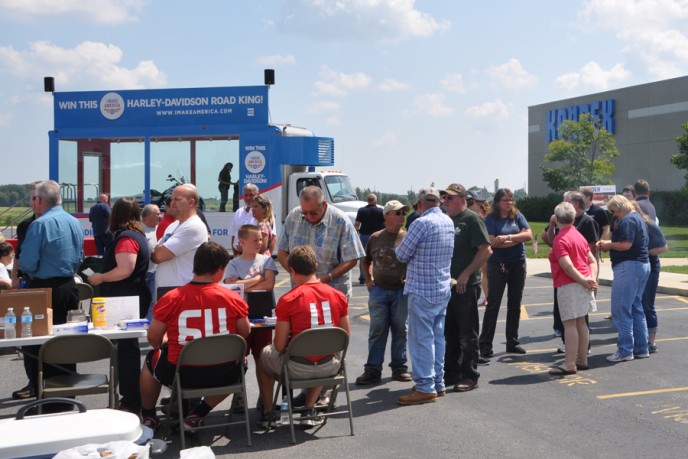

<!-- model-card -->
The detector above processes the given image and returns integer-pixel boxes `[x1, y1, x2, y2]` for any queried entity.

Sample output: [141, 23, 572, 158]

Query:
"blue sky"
[1, 0, 687, 194]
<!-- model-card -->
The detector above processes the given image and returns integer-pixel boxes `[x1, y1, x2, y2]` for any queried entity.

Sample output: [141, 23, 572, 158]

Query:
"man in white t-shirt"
[152, 185, 208, 290]
[228, 183, 258, 256]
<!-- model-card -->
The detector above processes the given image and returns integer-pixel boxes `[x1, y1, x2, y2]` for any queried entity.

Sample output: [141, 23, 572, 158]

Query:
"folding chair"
[270, 327, 354, 444]
[37, 334, 116, 413]
[75, 282, 94, 313]
[166, 334, 252, 449]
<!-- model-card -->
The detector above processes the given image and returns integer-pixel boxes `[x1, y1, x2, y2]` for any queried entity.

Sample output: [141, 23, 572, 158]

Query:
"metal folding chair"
[270, 327, 354, 444]
[165, 334, 252, 449]
[37, 334, 116, 413]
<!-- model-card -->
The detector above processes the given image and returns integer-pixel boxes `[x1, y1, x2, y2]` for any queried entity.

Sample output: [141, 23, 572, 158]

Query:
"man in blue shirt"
[89, 193, 113, 255]
[395, 187, 454, 405]
[19, 180, 84, 403]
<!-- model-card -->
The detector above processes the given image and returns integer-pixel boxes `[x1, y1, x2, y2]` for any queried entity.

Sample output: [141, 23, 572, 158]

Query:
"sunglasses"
[300, 208, 323, 216]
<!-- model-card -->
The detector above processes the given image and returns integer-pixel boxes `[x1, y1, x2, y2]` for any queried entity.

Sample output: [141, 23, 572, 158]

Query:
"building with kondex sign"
[528, 75, 688, 197]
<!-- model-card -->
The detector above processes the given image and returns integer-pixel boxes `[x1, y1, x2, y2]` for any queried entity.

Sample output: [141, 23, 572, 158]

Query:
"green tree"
[540, 113, 619, 192]
[670, 122, 688, 189]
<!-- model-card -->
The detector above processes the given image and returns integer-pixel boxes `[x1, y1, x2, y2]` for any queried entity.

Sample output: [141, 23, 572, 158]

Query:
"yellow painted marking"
[361, 314, 370, 321]
[676, 297, 688, 304]
[523, 336, 688, 355]
[597, 387, 688, 399]
[520, 305, 529, 320]
[275, 278, 290, 287]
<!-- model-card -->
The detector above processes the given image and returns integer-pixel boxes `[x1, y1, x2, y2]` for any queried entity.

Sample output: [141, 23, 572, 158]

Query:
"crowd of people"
[4, 177, 668, 431]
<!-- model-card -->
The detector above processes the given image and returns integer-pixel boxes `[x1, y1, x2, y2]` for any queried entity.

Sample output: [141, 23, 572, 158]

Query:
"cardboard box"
[0, 288, 53, 338]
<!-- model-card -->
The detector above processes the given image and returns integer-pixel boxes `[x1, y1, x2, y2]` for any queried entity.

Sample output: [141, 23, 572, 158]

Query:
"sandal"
[548, 365, 577, 376]
[576, 363, 589, 371]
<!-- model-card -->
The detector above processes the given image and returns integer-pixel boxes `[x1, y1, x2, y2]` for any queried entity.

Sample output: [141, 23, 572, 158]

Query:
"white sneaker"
[556, 344, 565, 353]
[634, 351, 650, 359]
[607, 352, 634, 362]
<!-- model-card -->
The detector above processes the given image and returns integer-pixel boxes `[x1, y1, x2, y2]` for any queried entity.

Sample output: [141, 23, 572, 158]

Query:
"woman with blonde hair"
[251, 194, 276, 256]
[598, 195, 650, 362]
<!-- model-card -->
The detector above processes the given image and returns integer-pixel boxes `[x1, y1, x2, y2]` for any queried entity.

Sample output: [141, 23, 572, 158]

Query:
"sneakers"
[477, 356, 491, 366]
[258, 411, 280, 429]
[556, 344, 565, 354]
[12, 384, 35, 400]
[506, 345, 527, 354]
[355, 370, 382, 385]
[183, 414, 204, 433]
[398, 390, 437, 405]
[142, 416, 160, 430]
[392, 369, 413, 382]
[649, 342, 658, 354]
[299, 408, 324, 428]
[606, 352, 634, 362]
[634, 351, 650, 359]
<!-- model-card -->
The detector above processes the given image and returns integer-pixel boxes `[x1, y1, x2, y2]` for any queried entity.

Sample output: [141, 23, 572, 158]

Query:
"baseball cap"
[383, 200, 410, 215]
[418, 187, 441, 202]
[467, 190, 486, 202]
[440, 183, 467, 197]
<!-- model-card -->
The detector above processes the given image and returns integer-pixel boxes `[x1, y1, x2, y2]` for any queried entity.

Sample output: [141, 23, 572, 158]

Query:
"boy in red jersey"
[256, 245, 350, 428]
[139, 241, 250, 430]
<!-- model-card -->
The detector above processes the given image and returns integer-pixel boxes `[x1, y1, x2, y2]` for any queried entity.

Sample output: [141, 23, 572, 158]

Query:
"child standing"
[224, 224, 278, 419]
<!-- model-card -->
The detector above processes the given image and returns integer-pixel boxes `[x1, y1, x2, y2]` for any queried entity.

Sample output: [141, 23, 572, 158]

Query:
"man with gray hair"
[277, 185, 364, 298]
[228, 183, 259, 256]
[141, 204, 161, 319]
[394, 187, 454, 405]
[18, 180, 84, 403]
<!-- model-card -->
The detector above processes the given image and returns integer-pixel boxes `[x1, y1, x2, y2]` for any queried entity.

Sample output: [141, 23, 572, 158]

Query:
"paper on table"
[104, 296, 140, 328]
[219, 283, 244, 299]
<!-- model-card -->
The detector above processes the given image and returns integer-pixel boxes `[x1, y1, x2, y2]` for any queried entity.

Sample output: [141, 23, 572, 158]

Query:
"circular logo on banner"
[245, 151, 266, 174]
[100, 92, 125, 120]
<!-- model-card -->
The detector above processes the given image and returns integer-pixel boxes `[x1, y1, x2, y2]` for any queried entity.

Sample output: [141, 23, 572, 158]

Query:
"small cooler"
[0, 399, 150, 459]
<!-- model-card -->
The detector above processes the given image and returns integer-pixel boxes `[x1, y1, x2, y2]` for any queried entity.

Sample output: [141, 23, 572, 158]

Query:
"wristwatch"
[508, 234, 512, 242]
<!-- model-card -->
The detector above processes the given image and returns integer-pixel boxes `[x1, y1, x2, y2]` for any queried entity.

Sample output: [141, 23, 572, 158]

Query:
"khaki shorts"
[260, 344, 340, 380]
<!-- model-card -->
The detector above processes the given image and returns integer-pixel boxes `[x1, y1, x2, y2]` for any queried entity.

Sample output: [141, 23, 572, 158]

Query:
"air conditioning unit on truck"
[46, 77, 366, 253]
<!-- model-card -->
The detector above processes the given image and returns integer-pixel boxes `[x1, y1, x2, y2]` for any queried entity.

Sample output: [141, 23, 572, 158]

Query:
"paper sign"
[219, 283, 245, 298]
[104, 296, 140, 328]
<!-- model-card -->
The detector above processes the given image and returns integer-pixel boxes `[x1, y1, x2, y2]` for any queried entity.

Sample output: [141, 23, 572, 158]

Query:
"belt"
[289, 355, 334, 366]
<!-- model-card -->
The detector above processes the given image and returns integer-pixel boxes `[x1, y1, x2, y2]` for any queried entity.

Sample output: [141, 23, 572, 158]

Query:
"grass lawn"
[0, 206, 31, 227]
[524, 222, 688, 261]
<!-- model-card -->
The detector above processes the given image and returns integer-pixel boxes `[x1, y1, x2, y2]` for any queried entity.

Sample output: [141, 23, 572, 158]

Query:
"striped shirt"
[395, 206, 454, 303]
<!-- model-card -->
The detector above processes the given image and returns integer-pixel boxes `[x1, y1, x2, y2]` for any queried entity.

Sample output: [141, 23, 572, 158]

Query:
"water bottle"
[279, 396, 289, 425]
[4, 308, 16, 340]
[21, 307, 33, 338]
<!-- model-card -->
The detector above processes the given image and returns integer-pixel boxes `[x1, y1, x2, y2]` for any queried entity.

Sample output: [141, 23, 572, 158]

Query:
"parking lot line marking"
[676, 297, 688, 304]
[521, 305, 529, 320]
[522, 299, 611, 308]
[275, 278, 290, 287]
[597, 387, 688, 399]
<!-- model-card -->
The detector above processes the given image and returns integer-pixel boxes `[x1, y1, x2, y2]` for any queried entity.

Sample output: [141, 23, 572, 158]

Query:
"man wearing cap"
[394, 187, 454, 405]
[441, 184, 492, 392]
[355, 200, 412, 386]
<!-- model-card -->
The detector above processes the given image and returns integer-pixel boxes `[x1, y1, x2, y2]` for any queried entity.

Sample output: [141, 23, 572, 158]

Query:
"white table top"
[0, 328, 148, 349]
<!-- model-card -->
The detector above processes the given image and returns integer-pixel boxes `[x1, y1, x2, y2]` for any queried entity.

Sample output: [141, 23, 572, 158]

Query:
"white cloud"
[0, 0, 147, 24]
[486, 58, 537, 90]
[440, 73, 465, 93]
[0, 41, 166, 90]
[582, 0, 688, 78]
[313, 66, 372, 97]
[464, 99, 511, 120]
[279, 0, 450, 43]
[555, 61, 631, 90]
[413, 93, 454, 118]
[378, 78, 410, 92]
[373, 132, 397, 147]
[325, 115, 341, 126]
[255, 54, 297, 66]
[308, 100, 341, 114]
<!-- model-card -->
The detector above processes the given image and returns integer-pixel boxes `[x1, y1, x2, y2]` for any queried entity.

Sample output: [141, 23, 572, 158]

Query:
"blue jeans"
[641, 267, 659, 333]
[358, 234, 371, 282]
[611, 260, 650, 356]
[364, 285, 409, 374]
[407, 291, 450, 394]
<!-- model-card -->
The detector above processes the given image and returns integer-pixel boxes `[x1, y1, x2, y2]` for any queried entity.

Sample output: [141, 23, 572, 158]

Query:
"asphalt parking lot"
[1, 267, 688, 458]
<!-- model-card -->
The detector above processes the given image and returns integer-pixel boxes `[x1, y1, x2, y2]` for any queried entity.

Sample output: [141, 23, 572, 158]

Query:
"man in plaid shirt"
[395, 187, 454, 405]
